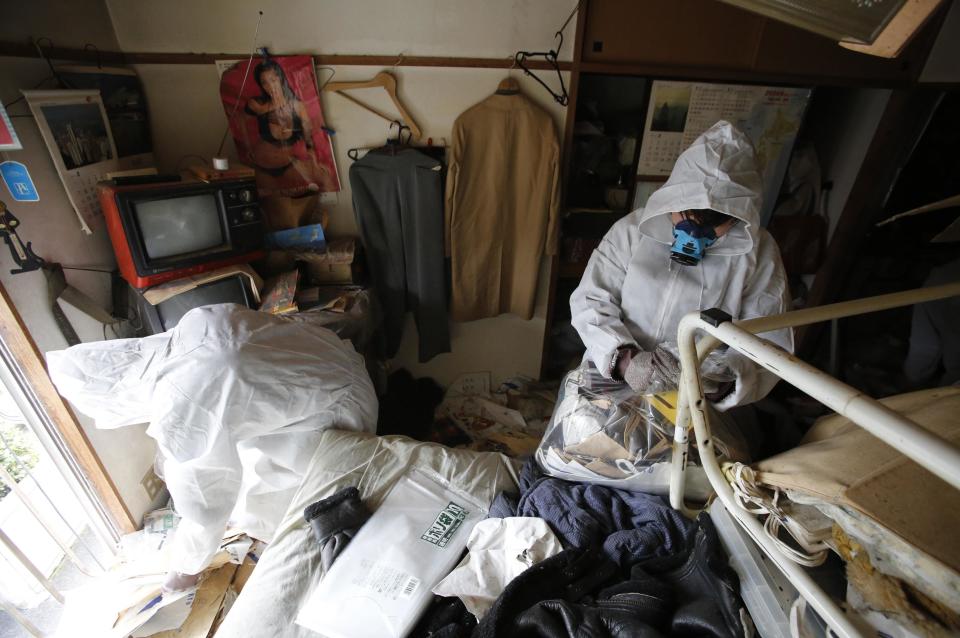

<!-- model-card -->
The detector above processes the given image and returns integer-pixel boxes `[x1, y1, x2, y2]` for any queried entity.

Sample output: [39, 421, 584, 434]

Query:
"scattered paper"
[129, 589, 196, 637]
[447, 372, 492, 397]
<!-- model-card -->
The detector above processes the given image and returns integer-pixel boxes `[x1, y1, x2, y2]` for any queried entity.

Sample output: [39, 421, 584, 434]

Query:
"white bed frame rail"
[670, 281, 960, 638]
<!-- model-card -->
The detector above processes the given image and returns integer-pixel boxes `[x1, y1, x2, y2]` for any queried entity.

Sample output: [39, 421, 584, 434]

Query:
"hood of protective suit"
[639, 120, 763, 257]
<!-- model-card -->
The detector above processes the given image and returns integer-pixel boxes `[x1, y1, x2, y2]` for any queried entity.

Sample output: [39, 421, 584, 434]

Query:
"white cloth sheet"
[47, 305, 377, 574]
[432, 517, 563, 620]
[214, 430, 521, 638]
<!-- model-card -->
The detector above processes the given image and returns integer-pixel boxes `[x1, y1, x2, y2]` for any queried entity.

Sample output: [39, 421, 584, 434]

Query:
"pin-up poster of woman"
[220, 55, 340, 197]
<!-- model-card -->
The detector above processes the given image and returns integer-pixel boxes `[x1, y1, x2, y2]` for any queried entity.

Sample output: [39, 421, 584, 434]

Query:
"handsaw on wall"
[323, 71, 422, 140]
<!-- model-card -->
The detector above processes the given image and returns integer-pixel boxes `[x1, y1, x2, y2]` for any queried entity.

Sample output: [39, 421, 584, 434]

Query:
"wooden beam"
[577, 61, 921, 89]
[796, 88, 944, 356]
[540, 0, 588, 380]
[0, 40, 572, 70]
[0, 281, 136, 534]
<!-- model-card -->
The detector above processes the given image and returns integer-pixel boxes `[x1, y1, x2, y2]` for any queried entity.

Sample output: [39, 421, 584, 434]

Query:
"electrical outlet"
[141, 467, 164, 500]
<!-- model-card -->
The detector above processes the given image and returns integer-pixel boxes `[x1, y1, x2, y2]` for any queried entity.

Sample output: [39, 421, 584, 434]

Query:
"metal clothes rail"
[669, 281, 960, 637]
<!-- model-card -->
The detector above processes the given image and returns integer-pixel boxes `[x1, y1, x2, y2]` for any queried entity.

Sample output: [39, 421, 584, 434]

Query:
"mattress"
[215, 429, 521, 638]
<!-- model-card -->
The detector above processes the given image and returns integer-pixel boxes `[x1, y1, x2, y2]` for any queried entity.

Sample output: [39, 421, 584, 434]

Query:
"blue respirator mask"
[670, 218, 718, 266]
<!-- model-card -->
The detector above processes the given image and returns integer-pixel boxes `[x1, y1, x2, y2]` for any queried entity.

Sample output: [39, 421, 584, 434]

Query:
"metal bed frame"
[668, 281, 960, 638]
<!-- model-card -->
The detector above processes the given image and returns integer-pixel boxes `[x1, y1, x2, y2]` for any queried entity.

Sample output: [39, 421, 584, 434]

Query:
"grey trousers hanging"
[350, 149, 450, 362]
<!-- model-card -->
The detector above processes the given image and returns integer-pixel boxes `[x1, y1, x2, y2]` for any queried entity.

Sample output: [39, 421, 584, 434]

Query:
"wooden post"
[0, 282, 136, 534]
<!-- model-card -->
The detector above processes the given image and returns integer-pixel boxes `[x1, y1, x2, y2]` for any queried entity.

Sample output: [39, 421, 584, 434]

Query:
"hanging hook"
[507, 0, 577, 106]
[82, 43, 103, 69]
[393, 51, 406, 70]
[389, 119, 411, 145]
[513, 48, 568, 106]
[32, 37, 61, 85]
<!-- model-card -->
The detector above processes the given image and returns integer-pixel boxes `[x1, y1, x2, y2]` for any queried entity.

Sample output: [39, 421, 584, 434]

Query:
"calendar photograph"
[38, 102, 114, 169]
[57, 65, 155, 169]
[24, 90, 120, 233]
[649, 84, 691, 133]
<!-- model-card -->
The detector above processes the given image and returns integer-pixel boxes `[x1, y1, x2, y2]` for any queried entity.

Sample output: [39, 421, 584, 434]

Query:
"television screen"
[133, 193, 225, 259]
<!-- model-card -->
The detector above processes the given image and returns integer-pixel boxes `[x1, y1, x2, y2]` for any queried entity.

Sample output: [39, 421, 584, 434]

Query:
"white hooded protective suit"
[570, 121, 793, 409]
[47, 305, 377, 574]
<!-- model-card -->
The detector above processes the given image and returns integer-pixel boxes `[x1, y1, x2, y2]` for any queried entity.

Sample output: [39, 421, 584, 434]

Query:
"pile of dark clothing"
[377, 369, 446, 438]
[412, 461, 744, 638]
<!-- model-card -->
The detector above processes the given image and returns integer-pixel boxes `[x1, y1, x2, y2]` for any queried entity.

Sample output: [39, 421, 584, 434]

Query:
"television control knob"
[240, 208, 257, 222]
[239, 189, 254, 203]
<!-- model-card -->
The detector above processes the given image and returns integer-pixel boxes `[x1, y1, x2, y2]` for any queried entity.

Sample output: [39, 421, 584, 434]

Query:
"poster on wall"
[24, 90, 120, 234]
[219, 55, 340, 198]
[0, 101, 22, 151]
[637, 80, 811, 224]
[56, 66, 155, 170]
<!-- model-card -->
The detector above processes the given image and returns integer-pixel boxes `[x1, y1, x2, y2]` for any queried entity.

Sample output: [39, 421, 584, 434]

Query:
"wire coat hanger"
[514, 32, 568, 106]
[347, 120, 413, 161]
[512, 1, 580, 106]
[323, 71, 422, 140]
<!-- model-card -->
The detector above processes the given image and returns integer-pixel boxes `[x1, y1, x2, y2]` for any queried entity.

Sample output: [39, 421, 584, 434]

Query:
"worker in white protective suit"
[46, 305, 377, 584]
[570, 120, 794, 410]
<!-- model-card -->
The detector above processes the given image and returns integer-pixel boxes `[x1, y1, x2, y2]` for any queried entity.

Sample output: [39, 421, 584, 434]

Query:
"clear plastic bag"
[535, 362, 719, 499]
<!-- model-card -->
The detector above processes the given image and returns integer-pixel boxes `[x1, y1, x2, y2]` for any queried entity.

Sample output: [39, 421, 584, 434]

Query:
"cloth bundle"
[415, 460, 744, 638]
[47, 305, 378, 574]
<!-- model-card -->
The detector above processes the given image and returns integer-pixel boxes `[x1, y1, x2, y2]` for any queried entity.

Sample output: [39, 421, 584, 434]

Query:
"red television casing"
[100, 179, 265, 289]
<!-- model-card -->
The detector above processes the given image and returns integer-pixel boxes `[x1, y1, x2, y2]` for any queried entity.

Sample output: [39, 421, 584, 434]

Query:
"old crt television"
[131, 274, 257, 335]
[100, 179, 265, 289]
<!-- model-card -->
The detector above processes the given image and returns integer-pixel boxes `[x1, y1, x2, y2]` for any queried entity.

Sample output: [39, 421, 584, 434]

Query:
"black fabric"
[350, 148, 450, 362]
[643, 513, 743, 638]
[409, 597, 476, 638]
[469, 529, 739, 637]
[302, 486, 370, 571]
[512, 600, 666, 638]
[376, 369, 444, 438]
[475, 547, 620, 638]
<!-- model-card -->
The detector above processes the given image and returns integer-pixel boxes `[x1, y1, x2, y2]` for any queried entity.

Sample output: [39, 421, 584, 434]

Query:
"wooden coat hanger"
[323, 71, 422, 140]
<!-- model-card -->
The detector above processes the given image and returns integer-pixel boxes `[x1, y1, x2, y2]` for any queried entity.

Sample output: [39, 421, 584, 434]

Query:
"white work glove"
[623, 346, 681, 394]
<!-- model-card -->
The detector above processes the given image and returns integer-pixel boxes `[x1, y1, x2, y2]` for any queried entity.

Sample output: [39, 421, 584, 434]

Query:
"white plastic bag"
[295, 468, 487, 638]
